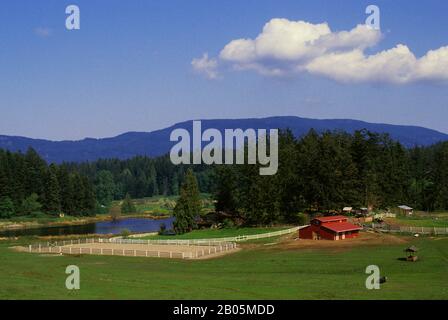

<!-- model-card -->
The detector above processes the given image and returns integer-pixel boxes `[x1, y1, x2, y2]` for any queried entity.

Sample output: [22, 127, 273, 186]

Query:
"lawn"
[139, 227, 290, 240]
[1, 235, 447, 299]
[132, 194, 213, 216]
[387, 214, 448, 228]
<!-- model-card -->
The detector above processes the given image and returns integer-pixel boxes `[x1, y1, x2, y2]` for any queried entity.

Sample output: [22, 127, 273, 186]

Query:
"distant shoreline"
[0, 213, 171, 232]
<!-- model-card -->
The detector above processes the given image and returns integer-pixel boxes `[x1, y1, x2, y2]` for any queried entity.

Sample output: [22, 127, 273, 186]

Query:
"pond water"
[0, 217, 175, 238]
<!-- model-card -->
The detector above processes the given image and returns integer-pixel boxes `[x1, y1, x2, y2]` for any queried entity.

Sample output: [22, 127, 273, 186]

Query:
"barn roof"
[314, 215, 348, 223]
[321, 222, 362, 233]
[398, 205, 413, 210]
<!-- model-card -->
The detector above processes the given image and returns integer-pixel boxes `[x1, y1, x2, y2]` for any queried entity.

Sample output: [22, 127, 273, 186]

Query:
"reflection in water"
[0, 217, 174, 237]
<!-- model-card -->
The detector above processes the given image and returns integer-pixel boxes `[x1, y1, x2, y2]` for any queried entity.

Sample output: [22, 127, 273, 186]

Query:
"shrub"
[221, 218, 235, 229]
[295, 213, 308, 225]
[29, 212, 49, 219]
[121, 194, 137, 214]
[120, 228, 131, 238]
[158, 223, 167, 235]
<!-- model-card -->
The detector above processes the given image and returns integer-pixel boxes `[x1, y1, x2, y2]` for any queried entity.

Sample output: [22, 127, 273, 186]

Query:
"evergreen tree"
[95, 170, 116, 206]
[173, 169, 201, 234]
[19, 193, 42, 216]
[0, 196, 15, 219]
[42, 164, 61, 215]
[58, 167, 76, 215]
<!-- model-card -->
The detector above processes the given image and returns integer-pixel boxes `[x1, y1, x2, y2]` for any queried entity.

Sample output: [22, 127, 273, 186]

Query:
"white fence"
[143, 226, 303, 243]
[25, 237, 237, 259]
[371, 223, 448, 235]
[24, 226, 302, 259]
[373, 213, 396, 219]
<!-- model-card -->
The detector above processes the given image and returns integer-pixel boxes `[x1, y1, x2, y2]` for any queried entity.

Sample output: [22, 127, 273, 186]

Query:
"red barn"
[299, 215, 362, 240]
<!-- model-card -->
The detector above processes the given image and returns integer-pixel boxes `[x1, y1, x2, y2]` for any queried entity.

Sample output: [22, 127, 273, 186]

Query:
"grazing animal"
[380, 276, 387, 284]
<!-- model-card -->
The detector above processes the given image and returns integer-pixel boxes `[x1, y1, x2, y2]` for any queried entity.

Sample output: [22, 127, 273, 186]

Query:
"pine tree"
[173, 169, 201, 234]
[42, 164, 61, 215]
[24, 148, 47, 198]
[19, 193, 42, 216]
[0, 196, 15, 219]
[95, 170, 116, 206]
[58, 167, 75, 215]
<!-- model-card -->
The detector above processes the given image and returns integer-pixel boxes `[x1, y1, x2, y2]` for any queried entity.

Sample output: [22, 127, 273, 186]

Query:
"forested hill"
[1, 116, 447, 164]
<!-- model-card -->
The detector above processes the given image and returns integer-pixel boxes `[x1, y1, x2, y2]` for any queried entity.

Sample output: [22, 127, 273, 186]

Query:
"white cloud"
[306, 45, 418, 84]
[34, 27, 52, 38]
[191, 53, 219, 79]
[307, 44, 448, 84]
[193, 18, 448, 84]
[416, 46, 448, 81]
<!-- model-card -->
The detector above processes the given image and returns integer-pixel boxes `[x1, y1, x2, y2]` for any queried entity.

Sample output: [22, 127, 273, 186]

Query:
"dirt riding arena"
[279, 231, 409, 251]
[18, 238, 238, 260]
[239, 230, 410, 252]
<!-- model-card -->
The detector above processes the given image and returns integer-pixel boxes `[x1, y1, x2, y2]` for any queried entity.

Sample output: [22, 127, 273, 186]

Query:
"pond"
[0, 217, 175, 238]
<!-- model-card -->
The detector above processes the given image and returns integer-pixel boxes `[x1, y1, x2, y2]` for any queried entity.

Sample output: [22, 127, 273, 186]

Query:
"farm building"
[299, 216, 362, 240]
[342, 207, 353, 214]
[398, 205, 413, 215]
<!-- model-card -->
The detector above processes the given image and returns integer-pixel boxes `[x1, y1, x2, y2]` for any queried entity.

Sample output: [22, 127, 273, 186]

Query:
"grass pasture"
[1, 233, 447, 300]
[386, 212, 448, 228]
[139, 227, 289, 240]
[132, 194, 213, 216]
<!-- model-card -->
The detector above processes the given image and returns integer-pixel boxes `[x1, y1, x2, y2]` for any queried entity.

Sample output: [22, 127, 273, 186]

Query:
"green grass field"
[132, 194, 213, 216]
[387, 214, 448, 228]
[140, 227, 289, 240]
[1, 235, 447, 300]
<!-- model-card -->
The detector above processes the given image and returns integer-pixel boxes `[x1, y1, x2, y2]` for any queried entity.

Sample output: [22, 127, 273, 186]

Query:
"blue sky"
[1, 0, 448, 140]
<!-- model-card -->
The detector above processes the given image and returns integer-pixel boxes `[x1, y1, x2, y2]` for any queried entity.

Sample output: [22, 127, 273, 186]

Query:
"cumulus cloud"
[191, 53, 219, 79]
[193, 18, 448, 84]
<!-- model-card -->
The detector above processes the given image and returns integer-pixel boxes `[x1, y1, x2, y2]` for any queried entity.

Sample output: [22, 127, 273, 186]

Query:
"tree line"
[65, 155, 214, 207]
[0, 148, 96, 218]
[1, 129, 448, 223]
[214, 129, 448, 225]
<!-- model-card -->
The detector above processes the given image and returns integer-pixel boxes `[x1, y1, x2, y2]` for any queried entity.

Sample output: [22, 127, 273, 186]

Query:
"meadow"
[1, 234, 447, 300]
[386, 212, 448, 228]
[139, 227, 289, 240]
[132, 194, 214, 216]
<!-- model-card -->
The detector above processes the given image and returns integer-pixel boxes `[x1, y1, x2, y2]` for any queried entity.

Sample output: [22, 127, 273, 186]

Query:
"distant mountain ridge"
[1, 116, 447, 164]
